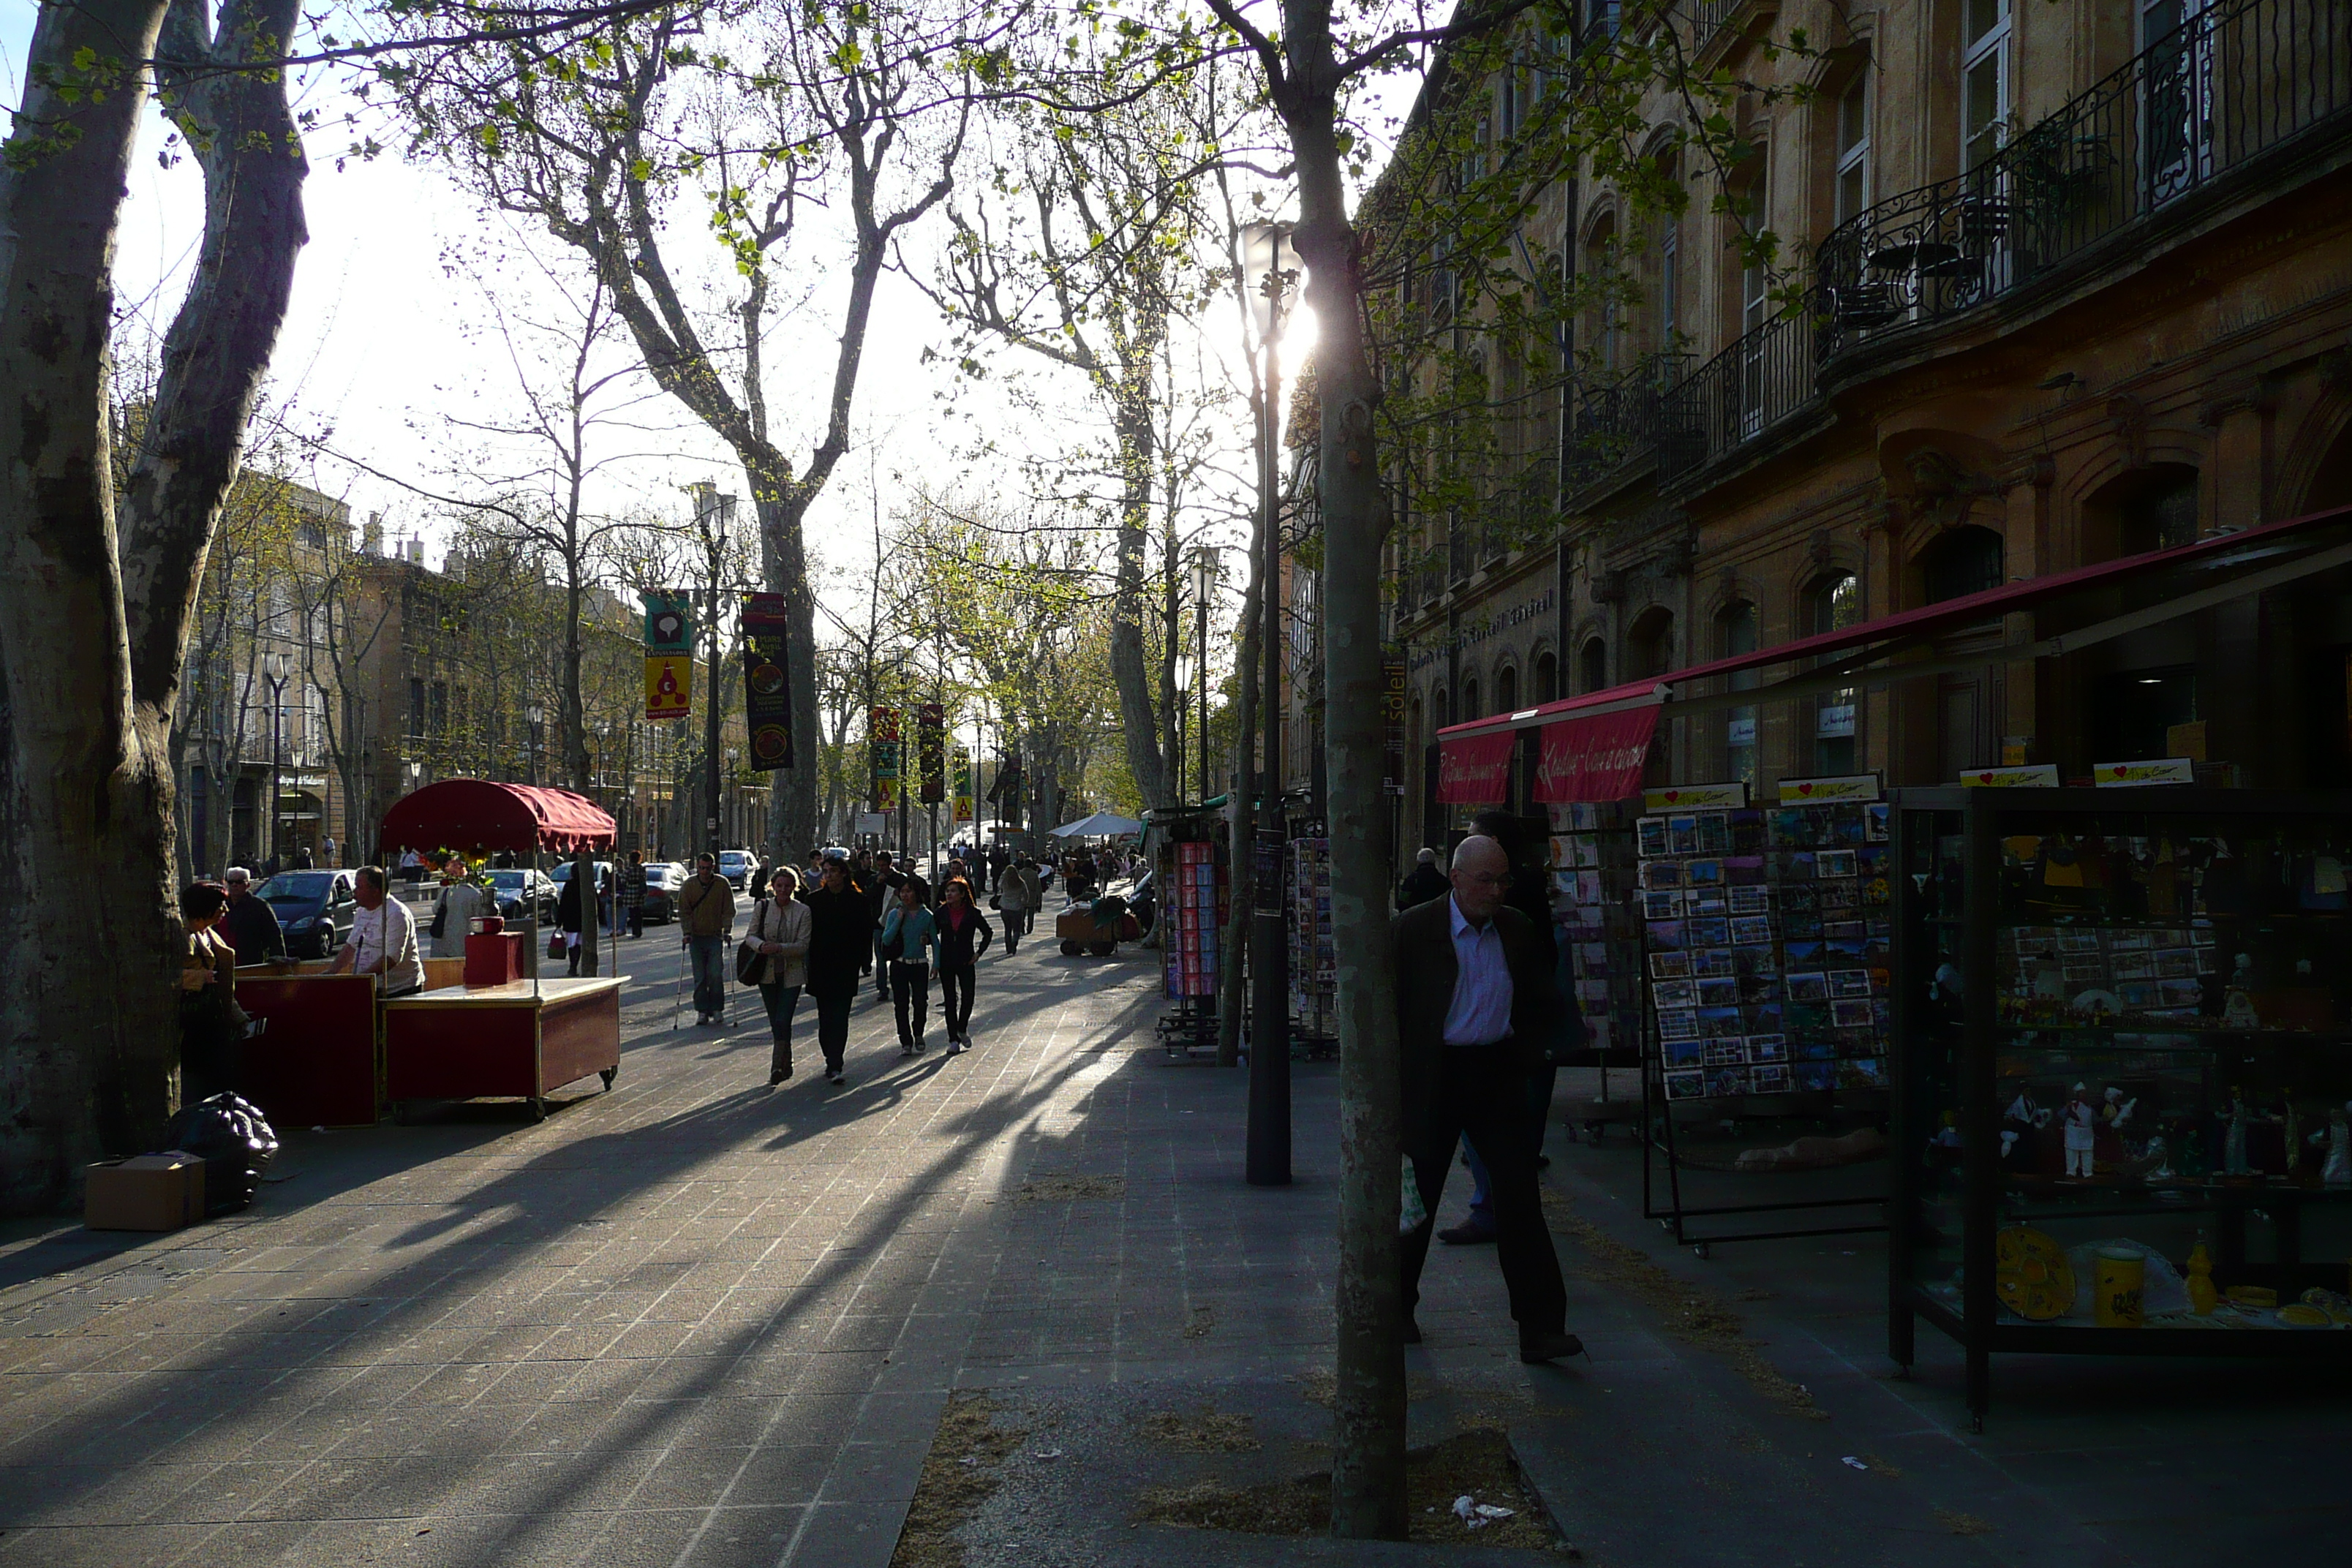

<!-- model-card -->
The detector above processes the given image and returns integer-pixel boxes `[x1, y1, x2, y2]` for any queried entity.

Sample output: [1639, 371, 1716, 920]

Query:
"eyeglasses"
[1459, 871, 1512, 888]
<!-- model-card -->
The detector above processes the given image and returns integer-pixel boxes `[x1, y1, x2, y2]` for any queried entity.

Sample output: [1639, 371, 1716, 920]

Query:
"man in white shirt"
[326, 865, 424, 996]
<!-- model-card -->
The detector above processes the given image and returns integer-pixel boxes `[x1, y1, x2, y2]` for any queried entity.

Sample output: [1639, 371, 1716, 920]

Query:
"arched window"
[1628, 608, 1676, 680]
[1921, 525, 2004, 603]
[1580, 637, 1608, 693]
[1534, 649, 1558, 704]
[1461, 677, 1480, 721]
[1835, 66, 1872, 224]
[1809, 574, 1862, 773]
[1719, 601, 1760, 788]
[1496, 664, 1519, 714]
[1433, 686, 1450, 731]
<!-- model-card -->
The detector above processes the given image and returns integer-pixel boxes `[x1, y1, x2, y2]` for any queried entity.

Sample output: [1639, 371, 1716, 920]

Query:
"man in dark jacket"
[1395, 847, 1448, 909]
[219, 867, 285, 963]
[804, 856, 871, 1085]
[1391, 834, 1581, 1363]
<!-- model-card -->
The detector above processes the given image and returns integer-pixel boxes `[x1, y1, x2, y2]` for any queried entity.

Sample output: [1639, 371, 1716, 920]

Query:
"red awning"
[379, 779, 617, 855]
[1439, 501, 2352, 742]
[1534, 701, 1664, 804]
[1436, 730, 1516, 804]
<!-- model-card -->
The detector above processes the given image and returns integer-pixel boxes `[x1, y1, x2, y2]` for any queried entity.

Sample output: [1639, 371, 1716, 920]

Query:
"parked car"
[480, 867, 559, 924]
[255, 869, 357, 959]
[548, 859, 615, 894]
[717, 848, 761, 891]
[640, 862, 688, 924]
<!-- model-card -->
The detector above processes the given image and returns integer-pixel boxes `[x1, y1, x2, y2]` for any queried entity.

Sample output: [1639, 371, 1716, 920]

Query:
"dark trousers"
[1401, 1044, 1567, 1335]
[688, 935, 727, 1017]
[891, 961, 930, 1045]
[1464, 1063, 1558, 1226]
[1001, 908, 1029, 951]
[761, 984, 802, 1074]
[939, 962, 976, 1036]
[627, 902, 643, 938]
[811, 985, 853, 1073]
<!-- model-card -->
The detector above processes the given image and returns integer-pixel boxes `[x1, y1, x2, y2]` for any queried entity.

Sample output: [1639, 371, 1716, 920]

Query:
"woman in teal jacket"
[879, 881, 941, 1055]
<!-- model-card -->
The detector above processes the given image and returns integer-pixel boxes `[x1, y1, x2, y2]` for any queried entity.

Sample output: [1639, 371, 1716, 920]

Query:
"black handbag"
[876, 924, 904, 962]
[735, 941, 765, 986]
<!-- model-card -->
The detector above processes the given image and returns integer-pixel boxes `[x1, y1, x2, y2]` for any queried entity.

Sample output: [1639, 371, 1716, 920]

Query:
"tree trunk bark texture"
[1108, 393, 1169, 810]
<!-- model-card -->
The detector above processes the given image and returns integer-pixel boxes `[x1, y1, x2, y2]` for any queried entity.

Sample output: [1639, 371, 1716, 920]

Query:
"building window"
[1534, 649, 1558, 704]
[2123, 470, 2199, 554]
[1809, 574, 1862, 772]
[1496, 664, 1519, 714]
[1658, 213, 1679, 350]
[1963, 0, 2010, 171]
[407, 677, 426, 740]
[1462, 677, 1481, 721]
[1580, 637, 1608, 693]
[429, 681, 449, 737]
[1921, 525, 2005, 603]
[1587, 0, 1620, 41]
[1628, 608, 1676, 680]
[1836, 67, 1872, 223]
[1739, 151, 1771, 341]
[1719, 602, 1760, 788]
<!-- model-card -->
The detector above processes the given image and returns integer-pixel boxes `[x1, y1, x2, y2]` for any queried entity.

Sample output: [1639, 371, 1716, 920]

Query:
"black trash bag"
[159, 1093, 279, 1214]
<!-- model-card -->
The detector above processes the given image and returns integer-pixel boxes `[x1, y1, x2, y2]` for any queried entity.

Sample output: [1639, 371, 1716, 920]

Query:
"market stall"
[1891, 785, 2352, 1426]
[237, 962, 383, 1128]
[377, 779, 624, 1120]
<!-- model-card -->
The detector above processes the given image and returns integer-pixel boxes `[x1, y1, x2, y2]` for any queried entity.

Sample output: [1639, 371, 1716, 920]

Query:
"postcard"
[1695, 813, 1734, 854]
[1640, 861, 1684, 890]
[1637, 817, 1670, 858]
[1651, 979, 1698, 1009]
[1690, 948, 1738, 979]
[1663, 1070, 1709, 1101]
[1703, 1037, 1748, 1067]
[1668, 815, 1702, 856]
[1831, 998, 1877, 1028]
[1646, 919, 1688, 951]
[2155, 949, 2201, 978]
[1745, 1033, 1788, 1062]
[1660, 1036, 1707, 1069]
[1751, 1064, 1792, 1093]
[1709, 1066, 1752, 1098]
[1648, 951, 1692, 979]
[1784, 971, 1830, 1002]
[1817, 849, 1858, 879]
[1699, 1006, 1746, 1039]
[1686, 858, 1724, 886]
[1656, 1007, 1700, 1041]
[1687, 916, 1733, 946]
[1729, 914, 1775, 947]
[1641, 890, 1683, 921]
[1728, 885, 1771, 915]
[1697, 976, 1741, 1008]
[1828, 969, 1874, 999]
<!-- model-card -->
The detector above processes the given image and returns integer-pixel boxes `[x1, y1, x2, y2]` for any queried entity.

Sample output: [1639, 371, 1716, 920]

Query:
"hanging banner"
[952, 745, 973, 823]
[870, 706, 902, 810]
[1534, 704, 1662, 804]
[1777, 772, 1882, 804]
[1436, 731, 1515, 804]
[917, 702, 946, 804]
[739, 592, 794, 772]
[643, 591, 693, 653]
[1643, 781, 1744, 811]
[1961, 764, 2061, 788]
[1381, 657, 1407, 796]
[645, 656, 692, 721]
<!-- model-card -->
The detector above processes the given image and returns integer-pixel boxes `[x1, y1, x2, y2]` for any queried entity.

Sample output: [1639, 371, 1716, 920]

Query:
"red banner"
[1534, 704, 1662, 804]
[1436, 731, 1515, 803]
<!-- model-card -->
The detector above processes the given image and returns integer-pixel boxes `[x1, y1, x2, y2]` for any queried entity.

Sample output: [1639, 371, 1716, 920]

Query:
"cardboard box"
[86, 1151, 207, 1232]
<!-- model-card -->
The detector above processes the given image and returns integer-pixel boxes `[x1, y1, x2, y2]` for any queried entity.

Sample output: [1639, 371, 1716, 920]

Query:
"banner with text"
[1534, 704, 1661, 804]
[1382, 657, 1408, 796]
[739, 592, 794, 771]
[643, 590, 693, 720]
[869, 706, 902, 812]
[952, 746, 973, 823]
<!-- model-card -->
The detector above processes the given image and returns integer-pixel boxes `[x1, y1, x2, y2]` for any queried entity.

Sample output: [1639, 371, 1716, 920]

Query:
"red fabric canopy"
[379, 779, 617, 855]
[1436, 731, 1516, 804]
[1534, 702, 1662, 804]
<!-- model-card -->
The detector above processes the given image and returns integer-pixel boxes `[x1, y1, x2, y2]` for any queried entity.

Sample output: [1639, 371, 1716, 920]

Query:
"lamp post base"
[1245, 905, 1291, 1186]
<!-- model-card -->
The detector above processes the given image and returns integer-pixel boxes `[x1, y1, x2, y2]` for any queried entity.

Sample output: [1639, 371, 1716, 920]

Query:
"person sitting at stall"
[179, 881, 246, 1105]
[326, 865, 424, 997]
[431, 864, 485, 960]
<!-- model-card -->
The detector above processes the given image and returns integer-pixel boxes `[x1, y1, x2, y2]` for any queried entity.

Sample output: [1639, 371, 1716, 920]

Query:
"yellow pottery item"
[2093, 1245, 2146, 1327]
[1995, 1226, 2073, 1320]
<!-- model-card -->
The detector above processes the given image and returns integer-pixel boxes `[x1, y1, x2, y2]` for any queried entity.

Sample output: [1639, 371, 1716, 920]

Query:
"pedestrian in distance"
[178, 881, 246, 1107]
[1390, 834, 1583, 1365]
[802, 855, 869, 1085]
[745, 865, 813, 1085]
[996, 854, 1041, 954]
[555, 866, 587, 976]
[1396, 846, 1448, 910]
[218, 867, 286, 965]
[678, 853, 737, 1025]
[619, 850, 647, 939]
[430, 864, 486, 960]
[750, 859, 770, 902]
[869, 851, 902, 1000]
[934, 877, 992, 1053]
[878, 880, 939, 1056]
[987, 841, 1009, 894]
[321, 834, 338, 868]
[325, 866, 425, 998]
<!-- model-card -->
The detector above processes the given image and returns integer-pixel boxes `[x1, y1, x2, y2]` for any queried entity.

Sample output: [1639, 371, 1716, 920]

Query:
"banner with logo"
[1381, 657, 1407, 796]
[1435, 731, 1515, 804]
[739, 592, 793, 771]
[1534, 704, 1661, 804]
[869, 706, 901, 810]
[643, 590, 693, 720]
[952, 746, 973, 823]
[917, 701, 946, 804]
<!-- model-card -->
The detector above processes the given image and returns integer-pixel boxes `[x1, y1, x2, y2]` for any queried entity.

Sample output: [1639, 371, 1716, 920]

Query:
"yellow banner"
[1961, 764, 2060, 788]
[646, 655, 692, 720]
[1777, 773, 1882, 804]
[2093, 758, 2195, 788]
[1643, 783, 1746, 812]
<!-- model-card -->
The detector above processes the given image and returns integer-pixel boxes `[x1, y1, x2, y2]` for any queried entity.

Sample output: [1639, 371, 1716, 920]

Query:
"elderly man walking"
[678, 853, 737, 1025]
[1391, 835, 1583, 1364]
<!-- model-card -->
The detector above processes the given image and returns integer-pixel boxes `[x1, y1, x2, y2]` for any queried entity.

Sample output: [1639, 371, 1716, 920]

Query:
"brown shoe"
[1519, 1330, 1585, 1364]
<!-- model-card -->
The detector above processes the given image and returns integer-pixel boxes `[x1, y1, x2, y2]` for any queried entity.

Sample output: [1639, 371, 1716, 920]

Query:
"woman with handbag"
[178, 882, 248, 1107]
[878, 879, 940, 1056]
[933, 877, 993, 1054]
[430, 865, 485, 960]
[744, 867, 813, 1085]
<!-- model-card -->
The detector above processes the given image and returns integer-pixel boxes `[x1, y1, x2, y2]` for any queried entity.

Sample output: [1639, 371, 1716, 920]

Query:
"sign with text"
[739, 592, 793, 772]
[645, 655, 692, 721]
[1777, 773, 1882, 804]
[1642, 782, 1746, 812]
[869, 706, 902, 810]
[1534, 706, 1661, 804]
[1436, 731, 1515, 804]
[952, 745, 973, 823]
[1381, 657, 1407, 796]
[2093, 758, 2195, 788]
[1961, 764, 2060, 788]
[917, 702, 945, 804]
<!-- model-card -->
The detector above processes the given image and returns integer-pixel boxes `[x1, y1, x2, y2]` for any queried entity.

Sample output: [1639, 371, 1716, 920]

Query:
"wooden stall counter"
[235, 966, 382, 1129]
[385, 976, 623, 1120]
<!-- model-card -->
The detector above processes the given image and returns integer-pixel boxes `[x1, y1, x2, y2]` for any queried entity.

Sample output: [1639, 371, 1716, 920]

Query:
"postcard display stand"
[1635, 793, 1894, 1248]
[1289, 837, 1337, 1053]
[1891, 787, 2352, 1425]
[1548, 803, 1642, 1078]
[1156, 835, 1229, 1055]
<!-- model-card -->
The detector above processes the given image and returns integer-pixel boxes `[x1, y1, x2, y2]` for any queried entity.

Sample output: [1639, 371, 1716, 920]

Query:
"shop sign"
[2092, 758, 2195, 788]
[952, 746, 973, 823]
[1381, 657, 1407, 796]
[1436, 731, 1515, 803]
[1815, 702, 1856, 739]
[1726, 715, 1757, 747]
[1777, 773, 1882, 804]
[1642, 782, 1746, 811]
[1961, 764, 2059, 788]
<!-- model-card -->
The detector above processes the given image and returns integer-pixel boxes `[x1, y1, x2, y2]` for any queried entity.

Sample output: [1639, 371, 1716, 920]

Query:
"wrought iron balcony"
[1565, 354, 1685, 488]
[1656, 308, 1817, 480]
[1816, 0, 2351, 362]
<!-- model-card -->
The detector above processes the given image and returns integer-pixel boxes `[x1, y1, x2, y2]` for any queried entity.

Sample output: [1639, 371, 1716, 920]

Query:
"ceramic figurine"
[2221, 952, 2261, 1030]
[2144, 1134, 2172, 1179]
[2223, 1090, 2252, 1177]
[2062, 1082, 2098, 1178]
[2316, 1104, 2352, 1187]
[2185, 1240, 2218, 1316]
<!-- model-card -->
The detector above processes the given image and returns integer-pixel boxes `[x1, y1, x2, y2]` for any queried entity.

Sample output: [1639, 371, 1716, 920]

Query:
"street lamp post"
[693, 484, 738, 860]
[1189, 546, 1216, 804]
[1173, 652, 1195, 802]
[261, 652, 290, 872]
[526, 703, 543, 786]
[1240, 222, 1297, 1186]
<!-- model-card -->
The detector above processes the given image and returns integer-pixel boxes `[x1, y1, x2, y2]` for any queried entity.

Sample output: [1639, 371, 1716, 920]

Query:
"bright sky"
[0, 3, 1423, 625]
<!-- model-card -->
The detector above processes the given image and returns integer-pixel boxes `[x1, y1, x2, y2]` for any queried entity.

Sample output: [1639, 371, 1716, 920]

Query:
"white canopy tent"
[1047, 812, 1143, 839]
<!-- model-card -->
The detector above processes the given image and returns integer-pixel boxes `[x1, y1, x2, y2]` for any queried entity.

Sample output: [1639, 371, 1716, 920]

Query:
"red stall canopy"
[1535, 700, 1664, 804]
[1435, 730, 1517, 804]
[380, 779, 617, 855]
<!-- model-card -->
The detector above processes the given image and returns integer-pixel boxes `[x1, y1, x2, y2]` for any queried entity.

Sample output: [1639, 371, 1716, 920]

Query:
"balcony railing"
[1657, 307, 1817, 480]
[1816, 0, 2351, 361]
[1565, 354, 1685, 487]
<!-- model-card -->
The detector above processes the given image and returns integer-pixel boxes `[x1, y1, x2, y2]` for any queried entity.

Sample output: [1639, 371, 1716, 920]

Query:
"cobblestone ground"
[0, 924, 1174, 1568]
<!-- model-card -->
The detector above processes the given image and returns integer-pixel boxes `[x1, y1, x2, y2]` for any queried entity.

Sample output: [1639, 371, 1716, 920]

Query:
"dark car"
[641, 862, 687, 924]
[717, 849, 760, 892]
[481, 867, 558, 924]
[255, 869, 358, 960]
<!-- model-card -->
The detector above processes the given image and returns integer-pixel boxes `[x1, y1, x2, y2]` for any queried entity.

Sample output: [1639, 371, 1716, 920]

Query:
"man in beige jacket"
[678, 853, 737, 1025]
